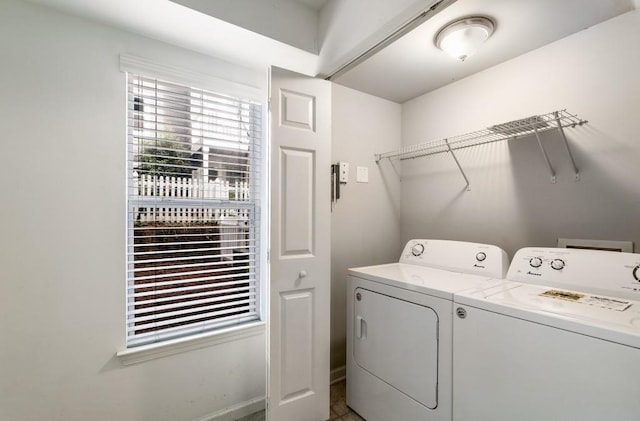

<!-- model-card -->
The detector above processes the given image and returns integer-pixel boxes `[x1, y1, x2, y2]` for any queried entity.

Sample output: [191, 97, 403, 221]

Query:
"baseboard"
[330, 365, 346, 384]
[194, 367, 345, 420]
[193, 396, 265, 421]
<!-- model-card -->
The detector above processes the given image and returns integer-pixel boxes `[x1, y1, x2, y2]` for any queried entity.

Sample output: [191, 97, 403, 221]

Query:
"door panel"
[269, 67, 331, 421]
[280, 89, 316, 131]
[280, 290, 314, 402]
[354, 288, 439, 409]
[280, 148, 315, 257]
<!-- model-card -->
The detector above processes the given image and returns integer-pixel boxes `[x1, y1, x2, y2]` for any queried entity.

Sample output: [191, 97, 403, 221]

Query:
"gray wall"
[399, 10, 640, 259]
[330, 84, 402, 373]
[0, 1, 266, 420]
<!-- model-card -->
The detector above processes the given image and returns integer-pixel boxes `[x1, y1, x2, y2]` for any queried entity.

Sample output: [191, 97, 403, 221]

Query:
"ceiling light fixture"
[435, 16, 495, 62]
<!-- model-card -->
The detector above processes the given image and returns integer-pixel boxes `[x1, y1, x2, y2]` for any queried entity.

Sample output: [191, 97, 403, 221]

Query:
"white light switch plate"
[356, 166, 368, 183]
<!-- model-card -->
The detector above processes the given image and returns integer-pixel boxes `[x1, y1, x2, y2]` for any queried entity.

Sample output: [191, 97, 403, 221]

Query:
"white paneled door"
[268, 67, 331, 421]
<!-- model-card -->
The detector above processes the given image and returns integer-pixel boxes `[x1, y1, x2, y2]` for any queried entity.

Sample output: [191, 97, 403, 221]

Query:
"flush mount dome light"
[435, 16, 495, 61]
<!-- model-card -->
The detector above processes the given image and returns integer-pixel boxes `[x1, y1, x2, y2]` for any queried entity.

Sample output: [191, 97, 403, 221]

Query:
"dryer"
[453, 247, 640, 421]
[346, 239, 509, 421]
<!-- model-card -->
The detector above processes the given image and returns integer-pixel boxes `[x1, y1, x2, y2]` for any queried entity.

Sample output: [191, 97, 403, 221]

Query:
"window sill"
[116, 321, 266, 366]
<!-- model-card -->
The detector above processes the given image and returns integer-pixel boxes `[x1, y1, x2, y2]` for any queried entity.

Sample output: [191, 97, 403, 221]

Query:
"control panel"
[399, 239, 509, 278]
[508, 247, 640, 300]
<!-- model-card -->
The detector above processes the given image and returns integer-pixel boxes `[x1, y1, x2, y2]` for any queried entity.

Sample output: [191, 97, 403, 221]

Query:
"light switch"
[356, 166, 369, 183]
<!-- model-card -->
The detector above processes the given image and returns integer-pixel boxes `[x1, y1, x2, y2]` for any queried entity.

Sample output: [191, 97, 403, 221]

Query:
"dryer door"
[354, 287, 439, 409]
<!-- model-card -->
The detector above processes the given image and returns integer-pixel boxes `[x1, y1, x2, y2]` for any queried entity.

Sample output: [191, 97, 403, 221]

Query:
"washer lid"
[456, 281, 640, 349]
[349, 263, 503, 300]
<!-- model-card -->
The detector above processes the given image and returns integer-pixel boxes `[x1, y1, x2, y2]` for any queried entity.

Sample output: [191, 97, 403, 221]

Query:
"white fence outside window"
[133, 173, 250, 223]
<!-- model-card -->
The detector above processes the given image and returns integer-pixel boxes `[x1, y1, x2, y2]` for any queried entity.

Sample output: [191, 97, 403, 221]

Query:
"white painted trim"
[119, 53, 263, 101]
[117, 321, 265, 365]
[330, 365, 346, 384]
[193, 396, 265, 421]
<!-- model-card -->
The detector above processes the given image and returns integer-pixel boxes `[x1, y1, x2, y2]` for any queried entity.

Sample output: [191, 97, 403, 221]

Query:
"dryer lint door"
[353, 287, 439, 409]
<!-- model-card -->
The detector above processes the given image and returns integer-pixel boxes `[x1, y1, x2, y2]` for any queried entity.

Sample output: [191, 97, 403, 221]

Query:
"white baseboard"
[195, 367, 345, 421]
[194, 396, 265, 421]
[330, 365, 346, 384]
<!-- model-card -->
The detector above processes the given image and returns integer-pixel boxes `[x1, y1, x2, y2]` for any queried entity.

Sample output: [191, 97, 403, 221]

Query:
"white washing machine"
[346, 239, 509, 421]
[453, 247, 640, 421]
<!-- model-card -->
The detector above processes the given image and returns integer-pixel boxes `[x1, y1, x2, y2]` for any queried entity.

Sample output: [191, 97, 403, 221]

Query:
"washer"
[453, 247, 640, 421]
[346, 239, 509, 421]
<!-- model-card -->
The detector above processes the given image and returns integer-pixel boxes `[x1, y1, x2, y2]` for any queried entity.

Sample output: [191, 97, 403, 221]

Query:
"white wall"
[330, 85, 402, 371]
[400, 10, 640, 258]
[0, 1, 265, 420]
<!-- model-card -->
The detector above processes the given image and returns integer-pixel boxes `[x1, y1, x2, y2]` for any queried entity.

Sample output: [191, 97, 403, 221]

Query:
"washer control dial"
[476, 252, 487, 262]
[633, 265, 640, 282]
[550, 259, 565, 271]
[411, 243, 425, 257]
[529, 257, 543, 268]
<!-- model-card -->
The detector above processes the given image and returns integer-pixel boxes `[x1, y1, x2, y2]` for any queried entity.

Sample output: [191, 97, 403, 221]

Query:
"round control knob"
[476, 252, 487, 262]
[411, 243, 425, 257]
[633, 265, 640, 282]
[550, 259, 565, 271]
[529, 257, 543, 268]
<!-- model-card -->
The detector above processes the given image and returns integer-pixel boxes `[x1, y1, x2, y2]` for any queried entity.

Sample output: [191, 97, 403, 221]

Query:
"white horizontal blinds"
[126, 73, 262, 347]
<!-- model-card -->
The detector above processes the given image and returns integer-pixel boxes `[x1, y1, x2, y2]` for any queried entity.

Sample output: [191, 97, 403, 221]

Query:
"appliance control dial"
[633, 265, 640, 282]
[411, 243, 425, 257]
[476, 252, 487, 262]
[550, 259, 565, 271]
[529, 257, 543, 268]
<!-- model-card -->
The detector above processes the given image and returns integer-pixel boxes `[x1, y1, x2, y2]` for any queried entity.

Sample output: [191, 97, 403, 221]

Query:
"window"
[126, 73, 263, 347]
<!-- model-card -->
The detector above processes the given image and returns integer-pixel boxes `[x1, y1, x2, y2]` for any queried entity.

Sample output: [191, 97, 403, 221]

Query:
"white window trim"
[120, 53, 263, 102]
[117, 320, 265, 365]
[118, 54, 268, 362]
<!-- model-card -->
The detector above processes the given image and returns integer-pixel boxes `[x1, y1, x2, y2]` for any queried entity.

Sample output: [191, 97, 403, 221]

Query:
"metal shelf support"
[445, 139, 471, 191]
[554, 111, 580, 181]
[532, 124, 556, 183]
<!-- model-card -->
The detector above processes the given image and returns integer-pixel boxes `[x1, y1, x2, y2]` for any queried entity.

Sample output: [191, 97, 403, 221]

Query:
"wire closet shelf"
[375, 109, 588, 189]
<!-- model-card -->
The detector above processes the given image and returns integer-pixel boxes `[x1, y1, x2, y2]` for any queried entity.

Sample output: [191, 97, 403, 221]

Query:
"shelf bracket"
[532, 124, 556, 183]
[445, 139, 470, 191]
[554, 111, 580, 181]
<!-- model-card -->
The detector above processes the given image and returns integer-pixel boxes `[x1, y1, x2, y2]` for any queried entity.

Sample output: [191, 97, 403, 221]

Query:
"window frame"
[118, 55, 268, 358]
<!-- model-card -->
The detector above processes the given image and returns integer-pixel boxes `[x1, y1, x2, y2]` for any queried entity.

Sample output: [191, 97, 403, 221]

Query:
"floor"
[236, 379, 363, 421]
[329, 380, 364, 421]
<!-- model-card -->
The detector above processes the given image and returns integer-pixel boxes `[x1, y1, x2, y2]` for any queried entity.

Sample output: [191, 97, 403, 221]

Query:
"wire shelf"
[375, 110, 587, 162]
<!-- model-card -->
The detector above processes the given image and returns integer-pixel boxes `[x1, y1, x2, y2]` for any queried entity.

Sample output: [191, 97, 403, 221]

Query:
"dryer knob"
[550, 259, 565, 271]
[633, 265, 640, 282]
[476, 252, 487, 262]
[411, 243, 425, 257]
[529, 257, 543, 268]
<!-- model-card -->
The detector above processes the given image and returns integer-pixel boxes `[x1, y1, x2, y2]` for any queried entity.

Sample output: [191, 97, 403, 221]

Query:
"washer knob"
[411, 243, 425, 257]
[476, 252, 487, 262]
[633, 265, 640, 282]
[550, 259, 565, 270]
[529, 257, 543, 268]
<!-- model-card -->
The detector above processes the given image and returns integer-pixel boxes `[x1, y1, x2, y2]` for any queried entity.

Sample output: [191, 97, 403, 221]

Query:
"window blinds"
[126, 73, 262, 347]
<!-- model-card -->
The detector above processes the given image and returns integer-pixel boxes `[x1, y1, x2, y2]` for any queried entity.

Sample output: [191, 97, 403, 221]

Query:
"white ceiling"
[24, 0, 636, 103]
[335, 0, 635, 102]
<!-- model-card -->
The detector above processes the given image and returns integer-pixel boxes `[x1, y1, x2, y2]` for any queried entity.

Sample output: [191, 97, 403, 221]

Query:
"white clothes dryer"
[453, 247, 640, 421]
[346, 239, 509, 421]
